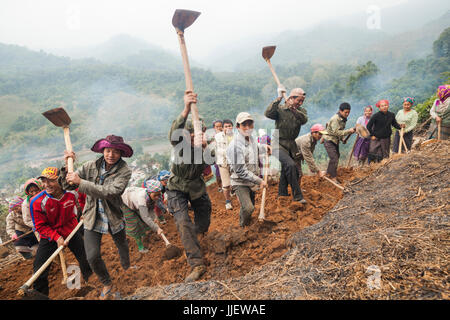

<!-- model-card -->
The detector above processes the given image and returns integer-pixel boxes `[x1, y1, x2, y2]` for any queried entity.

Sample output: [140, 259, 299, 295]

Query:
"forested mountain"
[206, 10, 450, 72]
[0, 43, 90, 73]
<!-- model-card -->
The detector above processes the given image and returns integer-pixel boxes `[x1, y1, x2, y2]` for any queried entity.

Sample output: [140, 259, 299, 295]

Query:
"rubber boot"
[136, 237, 148, 253]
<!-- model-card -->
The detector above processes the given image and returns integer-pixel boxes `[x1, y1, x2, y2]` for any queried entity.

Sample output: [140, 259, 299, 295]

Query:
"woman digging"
[61, 135, 133, 300]
[6, 196, 39, 259]
[121, 180, 164, 253]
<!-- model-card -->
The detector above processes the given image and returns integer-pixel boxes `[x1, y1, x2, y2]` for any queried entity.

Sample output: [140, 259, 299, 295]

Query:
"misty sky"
[0, 0, 408, 59]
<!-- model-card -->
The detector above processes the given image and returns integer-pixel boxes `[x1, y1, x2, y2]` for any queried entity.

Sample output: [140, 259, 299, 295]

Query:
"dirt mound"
[126, 140, 449, 300]
[0, 163, 361, 300]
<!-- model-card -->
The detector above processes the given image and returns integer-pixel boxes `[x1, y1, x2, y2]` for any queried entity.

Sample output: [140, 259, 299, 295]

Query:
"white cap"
[236, 112, 254, 124]
[288, 88, 306, 99]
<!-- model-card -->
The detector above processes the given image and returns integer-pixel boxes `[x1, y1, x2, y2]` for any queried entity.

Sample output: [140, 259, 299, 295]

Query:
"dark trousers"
[274, 147, 303, 200]
[166, 190, 211, 268]
[368, 138, 390, 163]
[392, 130, 413, 153]
[233, 185, 255, 227]
[324, 140, 340, 178]
[14, 230, 38, 248]
[84, 228, 129, 286]
[33, 230, 92, 296]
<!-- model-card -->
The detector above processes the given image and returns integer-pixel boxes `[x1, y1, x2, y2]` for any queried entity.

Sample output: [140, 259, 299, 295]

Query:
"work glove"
[277, 84, 286, 98]
[11, 234, 18, 240]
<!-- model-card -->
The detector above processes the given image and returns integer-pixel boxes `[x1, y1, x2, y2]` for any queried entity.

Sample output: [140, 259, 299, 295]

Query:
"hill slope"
[0, 140, 447, 300]
[129, 140, 449, 300]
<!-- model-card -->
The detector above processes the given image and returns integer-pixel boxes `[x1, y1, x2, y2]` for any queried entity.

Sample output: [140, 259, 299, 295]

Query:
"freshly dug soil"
[0, 163, 360, 300]
[128, 140, 449, 300]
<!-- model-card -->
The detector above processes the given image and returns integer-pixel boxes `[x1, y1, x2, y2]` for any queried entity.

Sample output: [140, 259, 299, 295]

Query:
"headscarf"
[436, 85, 450, 106]
[403, 97, 415, 106]
[144, 179, 162, 203]
[157, 170, 170, 181]
[310, 124, 326, 133]
[9, 196, 24, 213]
[24, 178, 42, 201]
[375, 100, 389, 108]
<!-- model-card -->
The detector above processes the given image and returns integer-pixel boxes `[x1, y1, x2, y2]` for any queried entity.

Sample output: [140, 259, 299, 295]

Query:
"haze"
[0, 0, 409, 59]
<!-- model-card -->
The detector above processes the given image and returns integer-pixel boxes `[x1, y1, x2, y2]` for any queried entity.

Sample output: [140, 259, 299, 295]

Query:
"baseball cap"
[38, 167, 59, 180]
[236, 112, 254, 124]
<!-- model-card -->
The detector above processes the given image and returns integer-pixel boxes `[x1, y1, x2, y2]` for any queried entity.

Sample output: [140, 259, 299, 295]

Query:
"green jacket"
[264, 98, 308, 157]
[167, 114, 214, 200]
[60, 157, 132, 232]
[323, 113, 353, 145]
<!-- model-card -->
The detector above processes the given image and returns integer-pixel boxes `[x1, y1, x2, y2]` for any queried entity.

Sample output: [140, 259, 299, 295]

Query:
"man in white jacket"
[227, 112, 269, 227]
[215, 119, 234, 210]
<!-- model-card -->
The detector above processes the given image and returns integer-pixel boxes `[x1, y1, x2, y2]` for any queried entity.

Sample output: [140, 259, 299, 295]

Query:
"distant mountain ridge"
[2, 6, 448, 74]
[48, 34, 182, 71]
[0, 43, 73, 73]
[206, 10, 450, 72]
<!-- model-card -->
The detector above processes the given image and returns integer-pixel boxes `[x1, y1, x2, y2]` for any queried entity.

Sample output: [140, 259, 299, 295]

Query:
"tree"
[310, 68, 329, 92]
[433, 27, 450, 59]
[284, 76, 307, 92]
[346, 61, 379, 101]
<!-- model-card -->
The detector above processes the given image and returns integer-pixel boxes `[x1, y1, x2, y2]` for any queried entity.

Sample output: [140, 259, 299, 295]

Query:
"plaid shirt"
[92, 160, 125, 235]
